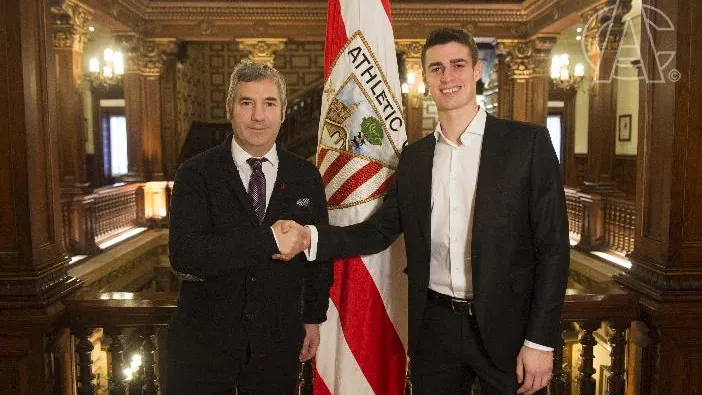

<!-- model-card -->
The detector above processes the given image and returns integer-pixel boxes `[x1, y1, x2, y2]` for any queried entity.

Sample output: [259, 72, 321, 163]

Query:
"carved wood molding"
[235, 38, 287, 67]
[581, 0, 633, 56]
[115, 34, 180, 75]
[497, 36, 557, 79]
[395, 39, 425, 59]
[82, 0, 602, 40]
[617, 253, 702, 302]
[50, 0, 94, 51]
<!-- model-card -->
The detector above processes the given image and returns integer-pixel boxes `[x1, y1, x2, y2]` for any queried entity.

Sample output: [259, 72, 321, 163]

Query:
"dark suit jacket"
[316, 114, 570, 372]
[168, 135, 332, 356]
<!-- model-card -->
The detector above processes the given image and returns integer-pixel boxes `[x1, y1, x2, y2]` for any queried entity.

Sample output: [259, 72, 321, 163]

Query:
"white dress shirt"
[231, 138, 278, 209]
[429, 108, 485, 298]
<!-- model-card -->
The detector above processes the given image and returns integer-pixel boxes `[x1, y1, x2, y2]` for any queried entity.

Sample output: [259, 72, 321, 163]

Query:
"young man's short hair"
[421, 28, 480, 69]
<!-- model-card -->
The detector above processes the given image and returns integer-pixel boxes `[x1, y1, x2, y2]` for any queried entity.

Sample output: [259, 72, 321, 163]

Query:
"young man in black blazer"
[277, 28, 570, 395]
[166, 59, 331, 395]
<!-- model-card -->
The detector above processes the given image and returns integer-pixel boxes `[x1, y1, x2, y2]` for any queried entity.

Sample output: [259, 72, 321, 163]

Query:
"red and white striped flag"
[314, 1, 408, 394]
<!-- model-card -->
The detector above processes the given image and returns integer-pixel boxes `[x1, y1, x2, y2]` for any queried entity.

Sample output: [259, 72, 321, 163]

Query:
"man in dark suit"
[276, 28, 570, 394]
[166, 59, 332, 395]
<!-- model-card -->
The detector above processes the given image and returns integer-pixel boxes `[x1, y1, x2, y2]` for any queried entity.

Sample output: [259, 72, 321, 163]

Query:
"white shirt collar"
[433, 107, 487, 146]
[231, 137, 279, 170]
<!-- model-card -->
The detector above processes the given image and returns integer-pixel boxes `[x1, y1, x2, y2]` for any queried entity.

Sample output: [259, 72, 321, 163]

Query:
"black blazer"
[316, 114, 570, 372]
[168, 135, 333, 355]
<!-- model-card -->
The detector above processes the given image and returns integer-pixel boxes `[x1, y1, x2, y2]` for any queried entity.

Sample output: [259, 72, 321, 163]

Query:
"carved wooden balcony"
[63, 283, 637, 395]
[565, 187, 635, 258]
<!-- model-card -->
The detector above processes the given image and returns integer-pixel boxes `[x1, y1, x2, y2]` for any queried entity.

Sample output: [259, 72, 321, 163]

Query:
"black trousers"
[411, 301, 524, 395]
[166, 328, 299, 395]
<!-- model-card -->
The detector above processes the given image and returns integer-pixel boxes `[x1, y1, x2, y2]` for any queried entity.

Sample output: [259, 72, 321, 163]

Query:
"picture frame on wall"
[618, 114, 632, 141]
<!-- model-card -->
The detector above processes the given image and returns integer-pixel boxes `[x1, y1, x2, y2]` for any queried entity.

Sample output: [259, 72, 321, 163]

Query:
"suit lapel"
[472, 114, 509, 253]
[414, 136, 436, 247]
[216, 135, 261, 227]
[263, 147, 292, 226]
[475, 114, 510, 199]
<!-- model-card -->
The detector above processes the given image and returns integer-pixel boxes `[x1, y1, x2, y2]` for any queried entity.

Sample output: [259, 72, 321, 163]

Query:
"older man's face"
[227, 78, 284, 157]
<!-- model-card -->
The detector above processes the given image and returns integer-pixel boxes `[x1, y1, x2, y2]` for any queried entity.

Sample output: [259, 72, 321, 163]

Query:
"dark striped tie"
[246, 157, 267, 223]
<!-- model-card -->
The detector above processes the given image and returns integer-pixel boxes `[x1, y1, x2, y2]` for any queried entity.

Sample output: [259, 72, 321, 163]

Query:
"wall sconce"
[143, 181, 171, 227]
[402, 72, 426, 109]
[550, 54, 584, 91]
[86, 47, 125, 89]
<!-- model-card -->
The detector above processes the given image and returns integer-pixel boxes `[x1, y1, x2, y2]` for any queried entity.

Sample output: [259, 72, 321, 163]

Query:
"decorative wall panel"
[175, 44, 207, 153]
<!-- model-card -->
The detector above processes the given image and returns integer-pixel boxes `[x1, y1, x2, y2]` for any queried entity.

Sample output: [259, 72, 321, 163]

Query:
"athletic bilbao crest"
[318, 31, 406, 209]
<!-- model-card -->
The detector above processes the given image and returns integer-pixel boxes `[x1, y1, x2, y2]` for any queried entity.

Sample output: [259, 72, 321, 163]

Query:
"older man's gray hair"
[225, 59, 288, 117]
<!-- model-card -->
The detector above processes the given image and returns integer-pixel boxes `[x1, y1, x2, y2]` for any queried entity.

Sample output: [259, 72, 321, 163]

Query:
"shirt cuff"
[304, 225, 318, 261]
[523, 340, 553, 351]
[270, 226, 280, 252]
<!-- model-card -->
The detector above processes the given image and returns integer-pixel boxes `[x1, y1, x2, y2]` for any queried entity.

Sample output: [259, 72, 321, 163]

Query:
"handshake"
[272, 220, 311, 261]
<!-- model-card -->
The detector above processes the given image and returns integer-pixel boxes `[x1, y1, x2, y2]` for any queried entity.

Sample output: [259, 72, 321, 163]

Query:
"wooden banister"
[63, 283, 638, 395]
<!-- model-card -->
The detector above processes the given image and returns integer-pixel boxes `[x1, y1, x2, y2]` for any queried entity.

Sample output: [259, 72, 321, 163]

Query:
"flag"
[314, 1, 408, 394]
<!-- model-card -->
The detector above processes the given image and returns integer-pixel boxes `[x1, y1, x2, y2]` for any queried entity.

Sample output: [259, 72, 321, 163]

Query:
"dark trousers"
[166, 328, 299, 395]
[411, 301, 521, 395]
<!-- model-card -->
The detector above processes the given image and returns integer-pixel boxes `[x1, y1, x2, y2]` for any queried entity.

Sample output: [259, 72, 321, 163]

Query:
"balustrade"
[564, 187, 583, 239]
[602, 197, 635, 256]
[92, 184, 141, 243]
[64, 283, 636, 395]
[566, 189, 636, 261]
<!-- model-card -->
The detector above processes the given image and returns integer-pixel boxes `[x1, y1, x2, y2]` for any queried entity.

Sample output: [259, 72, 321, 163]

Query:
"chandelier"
[550, 54, 585, 91]
[86, 48, 125, 89]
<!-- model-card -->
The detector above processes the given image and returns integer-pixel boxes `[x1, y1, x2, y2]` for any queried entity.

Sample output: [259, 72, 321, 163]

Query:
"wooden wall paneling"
[1, 1, 81, 394]
[620, 0, 702, 299]
[143, 75, 164, 180]
[0, 0, 79, 305]
[175, 43, 207, 161]
[612, 155, 636, 198]
[616, 0, 702, 392]
[206, 43, 247, 122]
[581, 1, 631, 191]
[496, 54, 513, 120]
[122, 71, 144, 181]
[550, 87, 579, 188]
[274, 40, 324, 98]
[575, 154, 588, 185]
[51, 1, 92, 193]
[161, 57, 179, 180]
[557, 92, 581, 187]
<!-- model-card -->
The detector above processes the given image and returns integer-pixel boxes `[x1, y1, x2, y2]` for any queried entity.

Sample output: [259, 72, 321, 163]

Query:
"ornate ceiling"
[84, 0, 602, 41]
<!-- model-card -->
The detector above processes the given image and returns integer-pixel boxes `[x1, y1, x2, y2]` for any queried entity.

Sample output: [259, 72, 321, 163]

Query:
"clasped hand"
[272, 220, 310, 261]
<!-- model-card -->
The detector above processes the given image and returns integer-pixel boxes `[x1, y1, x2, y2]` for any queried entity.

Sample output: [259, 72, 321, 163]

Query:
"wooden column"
[0, 0, 81, 393]
[496, 36, 556, 124]
[396, 40, 426, 144]
[236, 38, 287, 67]
[50, 0, 92, 192]
[119, 34, 145, 181]
[118, 36, 178, 181]
[50, 1, 101, 255]
[551, 85, 579, 187]
[160, 54, 180, 180]
[616, 0, 702, 393]
[581, 0, 632, 192]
